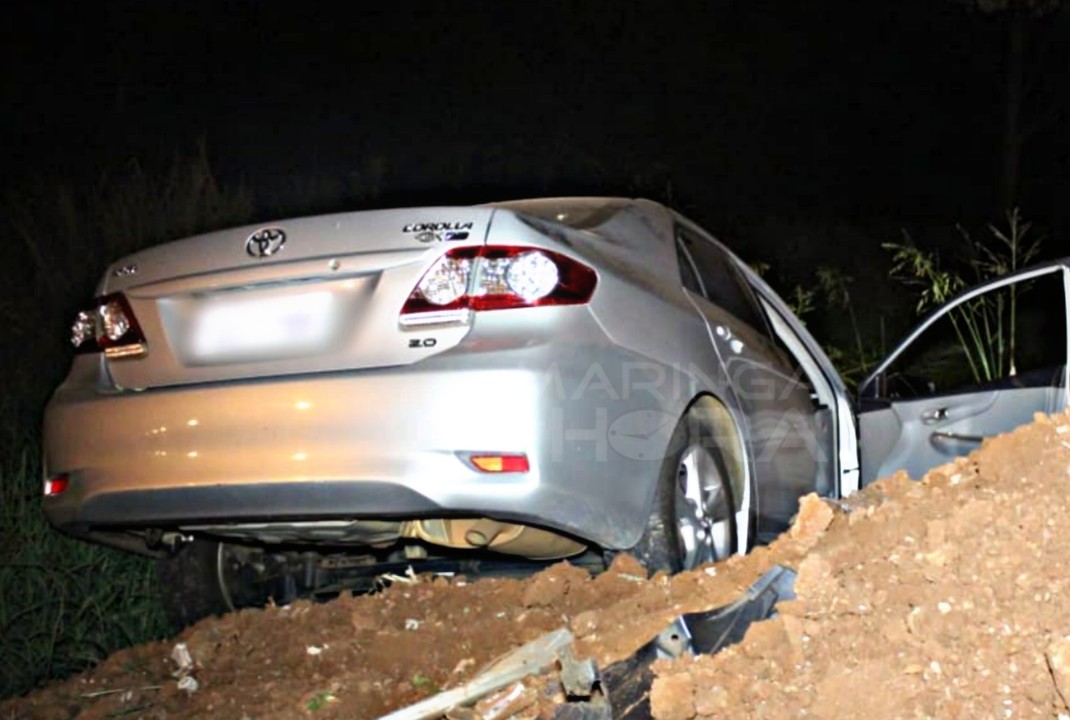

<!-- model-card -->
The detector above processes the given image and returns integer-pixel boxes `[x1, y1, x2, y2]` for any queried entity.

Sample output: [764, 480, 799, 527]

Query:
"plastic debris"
[176, 675, 199, 694]
[171, 642, 198, 694]
[476, 681, 537, 720]
[377, 627, 573, 720]
[170, 643, 194, 674]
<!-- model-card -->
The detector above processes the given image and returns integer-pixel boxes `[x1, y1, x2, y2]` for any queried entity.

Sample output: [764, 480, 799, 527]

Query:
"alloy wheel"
[675, 443, 734, 569]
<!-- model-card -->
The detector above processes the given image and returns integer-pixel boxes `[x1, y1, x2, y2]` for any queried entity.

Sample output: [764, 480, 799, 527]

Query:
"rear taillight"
[70, 293, 147, 358]
[400, 246, 597, 327]
[44, 474, 70, 497]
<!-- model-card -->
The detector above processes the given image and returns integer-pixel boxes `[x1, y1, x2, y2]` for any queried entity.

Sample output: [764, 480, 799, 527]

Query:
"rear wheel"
[156, 540, 277, 629]
[630, 401, 745, 573]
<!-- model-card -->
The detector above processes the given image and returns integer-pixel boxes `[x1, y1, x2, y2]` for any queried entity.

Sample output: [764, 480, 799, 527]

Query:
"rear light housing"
[44, 474, 70, 497]
[400, 246, 597, 327]
[70, 293, 147, 358]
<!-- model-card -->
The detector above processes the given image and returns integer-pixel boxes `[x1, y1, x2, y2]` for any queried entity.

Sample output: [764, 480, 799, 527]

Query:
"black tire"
[630, 410, 739, 574]
[155, 539, 273, 629]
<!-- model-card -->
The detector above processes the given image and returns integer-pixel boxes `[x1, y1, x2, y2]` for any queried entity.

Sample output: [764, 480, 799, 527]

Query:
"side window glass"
[677, 228, 766, 332]
[877, 271, 1067, 399]
[759, 298, 810, 384]
[676, 241, 704, 295]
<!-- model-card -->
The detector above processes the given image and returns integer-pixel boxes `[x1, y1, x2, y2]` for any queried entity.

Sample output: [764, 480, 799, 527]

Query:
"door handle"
[921, 407, 949, 424]
[931, 430, 985, 444]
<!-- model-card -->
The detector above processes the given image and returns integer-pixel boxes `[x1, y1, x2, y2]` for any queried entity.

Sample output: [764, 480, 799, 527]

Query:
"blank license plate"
[190, 291, 335, 361]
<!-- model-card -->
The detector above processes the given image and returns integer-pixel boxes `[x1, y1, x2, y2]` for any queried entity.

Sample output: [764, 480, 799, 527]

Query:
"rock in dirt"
[787, 493, 835, 548]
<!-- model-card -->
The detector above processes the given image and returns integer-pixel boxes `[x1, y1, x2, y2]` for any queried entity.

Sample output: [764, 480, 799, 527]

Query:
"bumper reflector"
[470, 454, 530, 473]
[44, 474, 70, 497]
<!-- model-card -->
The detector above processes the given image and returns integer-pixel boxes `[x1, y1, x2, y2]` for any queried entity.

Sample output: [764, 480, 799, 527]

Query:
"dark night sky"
[2, 1, 1068, 226]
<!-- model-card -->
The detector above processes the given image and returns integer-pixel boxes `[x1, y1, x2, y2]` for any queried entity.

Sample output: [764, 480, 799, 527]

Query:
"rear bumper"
[43, 343, 682, 551]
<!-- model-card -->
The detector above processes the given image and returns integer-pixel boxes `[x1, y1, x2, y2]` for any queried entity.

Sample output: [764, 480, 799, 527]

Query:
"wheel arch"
[633, 391, 755, 555]
[687, 393, 755, 552]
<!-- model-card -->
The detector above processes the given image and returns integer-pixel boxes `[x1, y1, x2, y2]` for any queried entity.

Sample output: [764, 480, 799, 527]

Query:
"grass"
[0, 424, 168, 699]
[0, 148, 255, 700]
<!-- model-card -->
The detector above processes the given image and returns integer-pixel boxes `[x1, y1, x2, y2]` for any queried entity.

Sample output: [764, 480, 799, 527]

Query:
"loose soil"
[6, 411, 1070, 719]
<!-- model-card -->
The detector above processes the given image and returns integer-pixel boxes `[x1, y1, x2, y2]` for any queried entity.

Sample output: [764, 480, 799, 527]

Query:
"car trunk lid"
[102, 207, 493, 389]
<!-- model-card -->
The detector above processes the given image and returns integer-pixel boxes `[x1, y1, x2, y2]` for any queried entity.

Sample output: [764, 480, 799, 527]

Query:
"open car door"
[858, 260, 1070, 486]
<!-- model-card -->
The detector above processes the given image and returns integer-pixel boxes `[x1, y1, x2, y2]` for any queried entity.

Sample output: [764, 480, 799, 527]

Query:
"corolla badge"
[245, 227, 287, 258]
[403, 221, 473, 243]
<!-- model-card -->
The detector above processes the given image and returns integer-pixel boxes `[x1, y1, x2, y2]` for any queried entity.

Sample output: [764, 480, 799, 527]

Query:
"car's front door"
[858, 262, 1070, 486]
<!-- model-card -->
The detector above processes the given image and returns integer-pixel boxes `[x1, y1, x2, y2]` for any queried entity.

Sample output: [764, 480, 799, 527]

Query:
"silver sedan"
[43, 197, 1070, 624]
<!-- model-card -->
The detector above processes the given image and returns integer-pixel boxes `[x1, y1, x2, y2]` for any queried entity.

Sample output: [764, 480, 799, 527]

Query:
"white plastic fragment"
[377, 565, 421, 587]
[307, 644, 327, 656]
[405, 618, 421, 631]
[479, 682, 529, 720]
[177, 675, 199, 693]
[377, 628, 573, 720]
[171, 641, 198, 693]
[170, 643, 194, 674]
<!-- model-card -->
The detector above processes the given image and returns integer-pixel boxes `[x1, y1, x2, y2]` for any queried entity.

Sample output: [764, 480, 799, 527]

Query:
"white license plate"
[190, 291, 335, 361]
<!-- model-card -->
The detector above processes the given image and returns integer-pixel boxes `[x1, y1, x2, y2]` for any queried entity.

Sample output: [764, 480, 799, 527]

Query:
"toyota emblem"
[245, 227, 287, 258]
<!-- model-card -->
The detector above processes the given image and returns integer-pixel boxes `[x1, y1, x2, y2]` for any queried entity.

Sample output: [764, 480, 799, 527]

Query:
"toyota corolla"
[42, 197, 1070, 625]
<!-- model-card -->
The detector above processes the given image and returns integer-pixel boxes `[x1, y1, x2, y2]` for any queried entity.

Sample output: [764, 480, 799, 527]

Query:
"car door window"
[678, 227, 809, 385]
[867, 270, 1067, 400]
[676, 229, 767, 332]
[859, 265, 1069, 487]
[675, 240, 704, 296]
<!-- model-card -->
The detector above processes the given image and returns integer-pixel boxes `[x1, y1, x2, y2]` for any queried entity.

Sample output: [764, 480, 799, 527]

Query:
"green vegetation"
[411, 672, 439, 694]
[0, 424, 168, 698]
[884, 208, 1041, 384]
[775, 209, 1045, 391]
[775, 265, 886, 390]
[306, 690, 338, 712]
[0, 149, 255, 700]
[5, 147, 255, 406]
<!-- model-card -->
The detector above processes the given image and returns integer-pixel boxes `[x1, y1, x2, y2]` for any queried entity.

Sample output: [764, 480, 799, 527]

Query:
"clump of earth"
[6, 412, 1070, 720]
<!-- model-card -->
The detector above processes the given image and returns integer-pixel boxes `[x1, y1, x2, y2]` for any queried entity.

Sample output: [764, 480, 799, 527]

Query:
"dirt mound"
[5, 411, 1070, 719]
[652, 411, 1070, 719]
